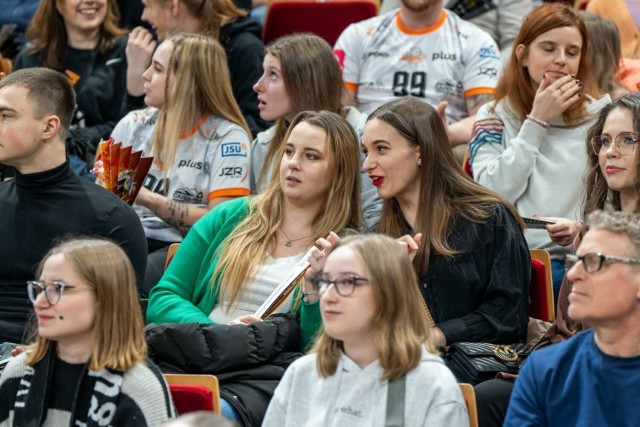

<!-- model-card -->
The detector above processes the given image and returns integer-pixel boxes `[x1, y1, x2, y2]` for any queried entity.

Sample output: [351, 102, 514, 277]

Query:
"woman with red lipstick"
[13, 0, 128, 177]
[250, 33, 381, 230]
[263, 234, 468, 427]
[0, 238, 175, 425]
[362, 96, 530, 349]
[469, 3, 611, 298]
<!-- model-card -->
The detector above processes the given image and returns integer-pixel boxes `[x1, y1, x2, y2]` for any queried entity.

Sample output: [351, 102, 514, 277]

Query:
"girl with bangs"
[0, 238, 175, 426]
[263, 234, 468, 426]
[469, 3, 611, 297]
[111, 33, 252, 294]
[147, 110, 362, 424]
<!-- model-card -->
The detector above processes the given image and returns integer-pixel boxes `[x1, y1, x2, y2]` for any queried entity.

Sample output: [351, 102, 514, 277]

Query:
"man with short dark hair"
[0, 68, 147, 345]
[505, 210, 640, 426]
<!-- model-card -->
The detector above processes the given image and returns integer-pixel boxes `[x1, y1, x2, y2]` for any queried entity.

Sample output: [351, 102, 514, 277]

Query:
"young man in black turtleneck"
[0, 68, 147, 347]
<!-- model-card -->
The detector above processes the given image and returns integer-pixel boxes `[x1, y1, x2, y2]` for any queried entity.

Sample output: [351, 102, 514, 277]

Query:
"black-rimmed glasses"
[26, 280, 92, 305]
[591, 132, 638, 156]
[565, 253, 640, 273]
[311, 275, 369, 297]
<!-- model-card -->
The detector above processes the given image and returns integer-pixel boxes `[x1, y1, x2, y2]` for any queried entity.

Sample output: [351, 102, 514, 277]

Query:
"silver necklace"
[279, 226, 311, 247]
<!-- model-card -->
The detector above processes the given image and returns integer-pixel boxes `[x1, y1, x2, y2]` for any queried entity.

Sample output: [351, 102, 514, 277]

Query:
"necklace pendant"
[285, 240, 293, 247]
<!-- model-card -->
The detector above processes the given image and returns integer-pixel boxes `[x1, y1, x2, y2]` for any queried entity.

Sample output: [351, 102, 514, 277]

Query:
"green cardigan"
[146, 197, 322, 351]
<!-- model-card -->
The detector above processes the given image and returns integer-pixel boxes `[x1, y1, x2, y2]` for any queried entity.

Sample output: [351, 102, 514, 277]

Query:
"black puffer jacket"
[146, 314, 303, 426]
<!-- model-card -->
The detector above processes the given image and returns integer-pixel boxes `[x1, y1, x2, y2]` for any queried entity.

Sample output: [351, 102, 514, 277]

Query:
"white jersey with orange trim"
[334, 9, 502, 120]
[111, 107, 251, 242]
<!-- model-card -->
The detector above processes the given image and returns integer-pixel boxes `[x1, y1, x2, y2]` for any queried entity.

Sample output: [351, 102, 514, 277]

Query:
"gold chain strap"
[491, 344, 519, 363]
[414, 281, 436, 327]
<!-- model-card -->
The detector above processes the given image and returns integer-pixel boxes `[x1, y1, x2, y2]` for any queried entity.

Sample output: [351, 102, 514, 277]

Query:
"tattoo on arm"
[166, 199, 191, 235]
[467, 94, 494, 115]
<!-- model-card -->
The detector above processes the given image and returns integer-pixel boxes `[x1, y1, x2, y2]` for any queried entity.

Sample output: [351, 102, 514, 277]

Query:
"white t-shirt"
[110, 108, 251, 242]
[334, 9, 501, 119]
[208, 250, 309, 324]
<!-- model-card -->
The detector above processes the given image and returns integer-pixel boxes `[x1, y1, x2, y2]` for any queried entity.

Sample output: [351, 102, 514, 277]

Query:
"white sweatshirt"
[262, 350, 468, 427]
[469, 96, 611, 257]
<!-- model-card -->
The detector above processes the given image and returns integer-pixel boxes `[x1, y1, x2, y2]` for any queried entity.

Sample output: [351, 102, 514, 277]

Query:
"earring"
[417, 159, 422, 166]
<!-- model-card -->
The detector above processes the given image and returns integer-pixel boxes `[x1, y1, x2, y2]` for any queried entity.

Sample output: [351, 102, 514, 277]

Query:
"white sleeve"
[208, 125, 252, 200]
[469, 103, 548, 203]
[110, 113, 134, 148]
[261, 364, 294, 427]
[462, 28, 502, 95]
[334, 22, 365, 86]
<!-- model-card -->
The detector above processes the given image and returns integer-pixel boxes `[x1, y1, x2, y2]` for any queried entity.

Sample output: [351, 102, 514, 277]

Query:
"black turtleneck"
[0, 161, 147, 344]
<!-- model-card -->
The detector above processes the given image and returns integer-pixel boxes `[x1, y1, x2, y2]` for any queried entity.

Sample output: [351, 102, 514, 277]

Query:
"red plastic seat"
[169, 384, 214, 415]
[263, 1, 377, 46]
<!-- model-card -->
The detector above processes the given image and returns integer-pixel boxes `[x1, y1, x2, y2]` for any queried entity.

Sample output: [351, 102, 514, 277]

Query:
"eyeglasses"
[311, 275, 369, 297]
[591, 132, 638, 156]
[26, 280, 92, 305]
[565, 253, 640, 273]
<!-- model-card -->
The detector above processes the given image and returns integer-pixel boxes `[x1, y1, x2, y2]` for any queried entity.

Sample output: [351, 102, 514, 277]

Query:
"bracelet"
[301, 288, 318, 303]
[525, 114, 549, 129]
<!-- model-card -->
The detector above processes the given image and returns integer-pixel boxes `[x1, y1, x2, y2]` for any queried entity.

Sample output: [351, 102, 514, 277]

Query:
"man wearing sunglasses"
[0, 68, 147, 350]
[505, 209, 640, 426]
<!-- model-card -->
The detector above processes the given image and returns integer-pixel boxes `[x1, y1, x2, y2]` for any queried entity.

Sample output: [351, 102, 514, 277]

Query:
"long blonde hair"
[152, 33, 250, 177]
[213, 111, 362, 310]
[26, 238, 146, 371]
[312, 234, 434, 381]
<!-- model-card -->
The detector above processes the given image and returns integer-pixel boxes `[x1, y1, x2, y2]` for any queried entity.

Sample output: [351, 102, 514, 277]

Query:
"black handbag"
[445, 342, 530, 385]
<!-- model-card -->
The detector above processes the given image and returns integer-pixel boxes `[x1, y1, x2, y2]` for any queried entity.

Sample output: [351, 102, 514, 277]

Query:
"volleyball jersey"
[111, 108, 251, 242]
[334, 9, 501, 120]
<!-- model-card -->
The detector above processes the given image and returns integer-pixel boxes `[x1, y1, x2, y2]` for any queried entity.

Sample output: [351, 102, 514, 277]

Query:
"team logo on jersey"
[218, 166, 247, 181]
[432, 51, 457, 61]
[221, 142, 247, 157]
[477, 67, 498, 77]
[177, 159, 205, 170]
[435, 79, 463, 97]
[173, 187, 204, 203]
[479, 45, 500, 60]
[401, 48, 426, 64]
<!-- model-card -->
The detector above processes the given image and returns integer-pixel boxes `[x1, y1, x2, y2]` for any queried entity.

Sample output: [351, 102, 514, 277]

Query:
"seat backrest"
[459, 383, 479, 427]
[529, 249, 555, 322]
[163, 374, 221, 414]
[263, 1, 377, 46]
[164, 243, 180, 269]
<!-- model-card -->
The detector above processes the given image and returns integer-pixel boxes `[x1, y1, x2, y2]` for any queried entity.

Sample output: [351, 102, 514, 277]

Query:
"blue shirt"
[505, 329, 640, 427]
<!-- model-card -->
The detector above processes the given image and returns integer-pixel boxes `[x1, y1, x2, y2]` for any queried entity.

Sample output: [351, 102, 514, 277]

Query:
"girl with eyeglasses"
[263, 234, 468, 427]
[469, 3, 611, 298]
[474, 93, 640, 427]
[0, 238, 175, 426]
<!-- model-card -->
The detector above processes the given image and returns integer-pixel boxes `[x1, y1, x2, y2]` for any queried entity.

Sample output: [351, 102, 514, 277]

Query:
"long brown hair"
[493, 3, 599, 125]
[25, 0, 127, 70]
[312, 234, 434, 381]
[26, 238, 146, 371]
[584, 93, 640, 215]
[257, 33, 345, 188]
[213, 110, 362, 310]
[369, 97, 524, 277]
[151, 0, 246, 39]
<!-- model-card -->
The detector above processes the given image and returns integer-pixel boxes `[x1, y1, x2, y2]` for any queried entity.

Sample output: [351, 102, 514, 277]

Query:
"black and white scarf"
[13, 348, 124, 427]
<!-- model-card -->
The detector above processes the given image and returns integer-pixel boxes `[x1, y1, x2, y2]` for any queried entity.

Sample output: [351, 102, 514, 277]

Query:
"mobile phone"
[523, 217, 555, 229]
